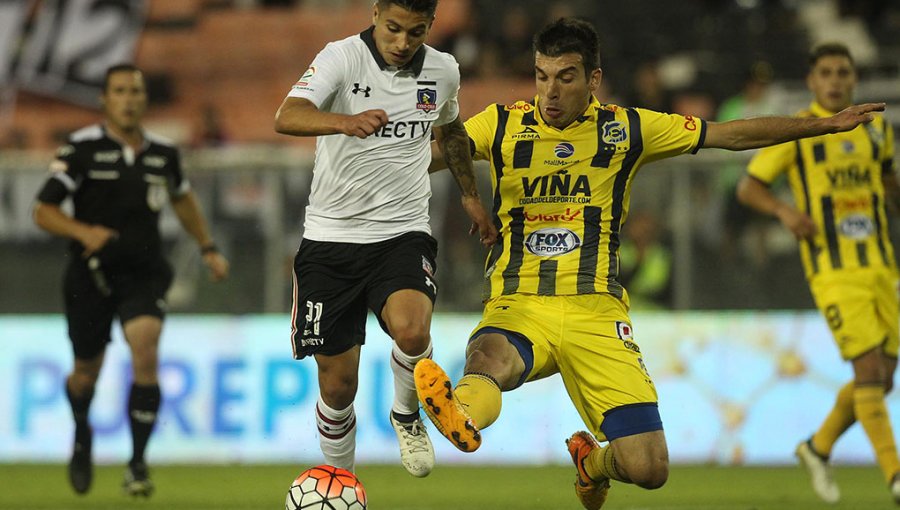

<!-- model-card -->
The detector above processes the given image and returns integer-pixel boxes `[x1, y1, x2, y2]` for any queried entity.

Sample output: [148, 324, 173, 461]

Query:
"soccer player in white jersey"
[274, 0, 496, 477]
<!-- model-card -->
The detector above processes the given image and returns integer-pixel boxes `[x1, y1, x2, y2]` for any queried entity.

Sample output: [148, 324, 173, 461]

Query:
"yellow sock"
[811, 381, 856, 457]
[585, 445, 629, 483]
[854, 385, 900, 483]
[454, 373, 502, 429]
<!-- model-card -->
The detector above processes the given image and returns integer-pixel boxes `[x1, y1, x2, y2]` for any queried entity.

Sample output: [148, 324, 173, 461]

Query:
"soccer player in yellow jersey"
[418, 19, 885, 509]
[738, 43, 900, 505]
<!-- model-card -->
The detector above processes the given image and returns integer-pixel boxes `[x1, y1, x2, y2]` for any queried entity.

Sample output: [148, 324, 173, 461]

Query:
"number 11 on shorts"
[305, 301, 323, 335]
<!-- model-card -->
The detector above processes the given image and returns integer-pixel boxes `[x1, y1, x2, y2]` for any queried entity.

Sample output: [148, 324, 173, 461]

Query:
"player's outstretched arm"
[171, 191, 229, 281]
[736, 175, 817, 240]
[704, 102, 886, 151]
[434, 117, 497, 246]
[274, 97, 388, 139]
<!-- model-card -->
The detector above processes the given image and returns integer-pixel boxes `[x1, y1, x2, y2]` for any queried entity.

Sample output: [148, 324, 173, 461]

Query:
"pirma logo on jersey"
[417, 88, 437, 111]
[525, 228, 581, 257]
[554, 142, 575, 159]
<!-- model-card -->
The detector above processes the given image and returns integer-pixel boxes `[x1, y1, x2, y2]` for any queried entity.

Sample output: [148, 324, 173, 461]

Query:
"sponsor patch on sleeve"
[294, 66, 316, 87]
[615, 321, 633, 340]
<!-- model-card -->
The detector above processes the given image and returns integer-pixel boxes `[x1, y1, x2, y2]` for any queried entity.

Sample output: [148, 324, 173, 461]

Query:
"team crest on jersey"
[615, 321, 633, 340]
[416, 88, 437, 112]
[602, 121, 627, 144]
[524, 228, 581, 257]
[841, 140, 855, 154]
[554, 142, 575, 159]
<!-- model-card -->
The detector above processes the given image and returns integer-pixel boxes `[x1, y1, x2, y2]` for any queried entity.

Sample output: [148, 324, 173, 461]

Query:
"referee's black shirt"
[36, 124, 188, 270]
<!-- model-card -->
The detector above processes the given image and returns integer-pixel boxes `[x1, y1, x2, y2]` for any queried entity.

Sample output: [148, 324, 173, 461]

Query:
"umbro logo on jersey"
[512, 126, 540, 141]
[352, 83, 371, 97]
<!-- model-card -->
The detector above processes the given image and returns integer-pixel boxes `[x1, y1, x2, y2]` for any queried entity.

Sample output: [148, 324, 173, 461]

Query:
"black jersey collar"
[360, 26, 426, 76]
[101, 123, 150, 151]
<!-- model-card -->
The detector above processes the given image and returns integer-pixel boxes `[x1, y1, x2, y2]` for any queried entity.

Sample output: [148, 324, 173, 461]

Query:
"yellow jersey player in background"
[419, 18, 885, 509]
[738, 43, 900, 505]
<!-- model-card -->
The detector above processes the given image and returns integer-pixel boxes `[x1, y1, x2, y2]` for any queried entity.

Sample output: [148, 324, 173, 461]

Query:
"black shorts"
[290, 231, 438, 359]
[63, 256, 173, 360]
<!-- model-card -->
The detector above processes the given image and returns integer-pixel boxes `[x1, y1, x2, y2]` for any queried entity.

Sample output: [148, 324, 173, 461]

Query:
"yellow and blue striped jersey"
[747, 102, 896, 278]
[465, 95, 706, 303]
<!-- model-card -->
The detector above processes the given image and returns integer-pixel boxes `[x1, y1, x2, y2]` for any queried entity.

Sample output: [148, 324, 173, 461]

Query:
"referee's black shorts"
[290, 231, 438, 360]
[63, 256, 173, 360]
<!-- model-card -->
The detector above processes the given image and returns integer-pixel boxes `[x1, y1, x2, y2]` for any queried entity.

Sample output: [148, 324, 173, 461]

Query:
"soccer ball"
[286, 465, 367, 510]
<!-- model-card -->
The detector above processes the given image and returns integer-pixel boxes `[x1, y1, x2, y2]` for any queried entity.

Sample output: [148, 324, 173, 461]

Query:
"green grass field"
[0, 463, 896, 510]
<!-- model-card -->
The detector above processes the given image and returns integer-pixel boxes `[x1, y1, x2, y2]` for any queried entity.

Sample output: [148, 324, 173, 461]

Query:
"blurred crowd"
[2, 0, 900, 314]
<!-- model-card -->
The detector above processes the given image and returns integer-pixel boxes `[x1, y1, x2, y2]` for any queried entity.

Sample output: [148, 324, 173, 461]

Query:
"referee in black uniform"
[33, 64, 229, 497]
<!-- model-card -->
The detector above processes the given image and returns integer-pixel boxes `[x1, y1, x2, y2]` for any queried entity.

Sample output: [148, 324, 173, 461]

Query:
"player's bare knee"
[391, 326, 430, 356]
[885, 378, 895, 394]
[320, 383, 356, 409]
[69, 371, 99, 392]
[630, 460, 669, 490]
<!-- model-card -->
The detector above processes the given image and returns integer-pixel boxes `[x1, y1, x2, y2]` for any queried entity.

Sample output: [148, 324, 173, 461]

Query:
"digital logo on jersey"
[602, 121, 627, 144]
[417, 88, 437, 112]
[554, 142, 575, 159]
[524, 228, 581, 257]
[838, 213, 875, 239]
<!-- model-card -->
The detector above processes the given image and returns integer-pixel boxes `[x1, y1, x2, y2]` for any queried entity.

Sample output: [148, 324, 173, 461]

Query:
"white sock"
[390, 342, 433, 416]
[316, 397, 356, 472]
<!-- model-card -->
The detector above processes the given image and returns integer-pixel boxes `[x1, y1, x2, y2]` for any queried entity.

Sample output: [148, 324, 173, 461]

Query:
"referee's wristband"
[201, 243, 219, 255]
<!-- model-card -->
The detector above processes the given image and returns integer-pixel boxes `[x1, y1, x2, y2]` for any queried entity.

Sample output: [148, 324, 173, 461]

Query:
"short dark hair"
[103, 63, 142, 92]
[809, 43, 854, 68]
[533, 17, 601, 74]
[377, 0, 438, 17]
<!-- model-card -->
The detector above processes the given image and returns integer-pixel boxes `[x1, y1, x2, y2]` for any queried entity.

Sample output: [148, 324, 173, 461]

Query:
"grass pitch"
[0, 463, 896, 509]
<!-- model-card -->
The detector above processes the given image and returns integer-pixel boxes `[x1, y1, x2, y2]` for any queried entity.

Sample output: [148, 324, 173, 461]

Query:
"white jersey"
[287, 27, 460, 243]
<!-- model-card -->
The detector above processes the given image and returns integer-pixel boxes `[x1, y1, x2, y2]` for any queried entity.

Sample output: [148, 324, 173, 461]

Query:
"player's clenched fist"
[340, 109, 389, 138]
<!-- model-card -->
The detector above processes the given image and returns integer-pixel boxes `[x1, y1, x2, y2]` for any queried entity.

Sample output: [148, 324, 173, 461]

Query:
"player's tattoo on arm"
[438, 117, 479, 197]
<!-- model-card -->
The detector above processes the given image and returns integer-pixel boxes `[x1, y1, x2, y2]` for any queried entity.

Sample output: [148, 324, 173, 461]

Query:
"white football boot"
[796, 439, 840, 504]
[390, 413, 435, 478]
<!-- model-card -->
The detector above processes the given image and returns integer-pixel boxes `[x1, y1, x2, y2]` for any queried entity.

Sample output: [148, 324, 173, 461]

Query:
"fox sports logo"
[525, 228, 582, 256]
[554, 142, 575, 159]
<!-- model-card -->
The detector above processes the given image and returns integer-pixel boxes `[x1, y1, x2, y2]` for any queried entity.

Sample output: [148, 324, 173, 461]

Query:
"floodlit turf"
[0, 463, 897, 510]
